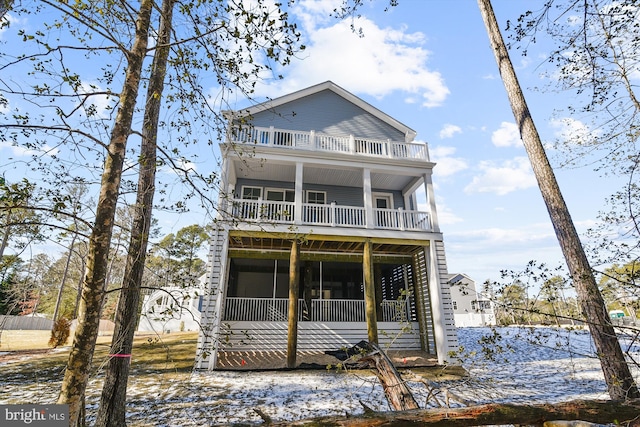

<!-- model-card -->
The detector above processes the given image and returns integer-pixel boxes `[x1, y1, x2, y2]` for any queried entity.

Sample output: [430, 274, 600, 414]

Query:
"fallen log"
[266, 399, 640, 427]
[359, 341, 419, 411]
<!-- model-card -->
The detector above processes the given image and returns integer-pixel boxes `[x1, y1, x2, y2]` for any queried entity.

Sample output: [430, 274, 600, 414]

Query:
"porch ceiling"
[228, 233, 425, 256]
[232, 158, 417, 190]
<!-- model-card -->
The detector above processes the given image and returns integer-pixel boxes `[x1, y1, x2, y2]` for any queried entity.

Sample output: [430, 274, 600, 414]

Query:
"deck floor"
[215, 349, 439, 370]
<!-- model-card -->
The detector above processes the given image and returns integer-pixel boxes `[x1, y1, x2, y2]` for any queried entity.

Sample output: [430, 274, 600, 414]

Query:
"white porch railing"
[229, 126, 429, 162]
[375, 208, 430, 231]
[231, 199, 294, 223]
[228, 199, 430, 231]
[224, 298, 305, 321]
[380, 300, 411, 322]
[311, 299, 366, 322]
[223, 297, 411, 322]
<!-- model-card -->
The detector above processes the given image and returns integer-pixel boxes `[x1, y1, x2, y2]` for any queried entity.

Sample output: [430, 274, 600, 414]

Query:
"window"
[373, 193, 393, 209]
[266, 188, 294, 202]
[241, 186, 262, 200]
[452, 301, 458, 310]
[306, 190, 326, 205]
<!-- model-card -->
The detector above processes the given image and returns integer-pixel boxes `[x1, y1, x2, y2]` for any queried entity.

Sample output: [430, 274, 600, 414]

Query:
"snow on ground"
[1, 326, 638, 426]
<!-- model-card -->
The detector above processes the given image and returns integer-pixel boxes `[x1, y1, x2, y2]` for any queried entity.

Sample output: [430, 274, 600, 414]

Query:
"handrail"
[223, 297, 414, 322]
[228, 199, 430, 232]
[228, 125, 429, 162]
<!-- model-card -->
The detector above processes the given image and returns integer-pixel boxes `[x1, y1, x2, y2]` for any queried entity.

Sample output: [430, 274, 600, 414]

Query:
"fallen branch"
[267, 399, 640, 427]
[359, 342, 419, 411]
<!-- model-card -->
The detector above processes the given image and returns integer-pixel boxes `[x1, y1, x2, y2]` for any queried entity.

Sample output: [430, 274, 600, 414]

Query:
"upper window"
[306, 190, 326, 205]
[266, 188, 295, 202]
[373, 193, 393, 209]
[241, 186, 262, 200]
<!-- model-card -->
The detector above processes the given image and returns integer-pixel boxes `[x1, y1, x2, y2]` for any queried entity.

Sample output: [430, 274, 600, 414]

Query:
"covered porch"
[205, 233, 445, 369]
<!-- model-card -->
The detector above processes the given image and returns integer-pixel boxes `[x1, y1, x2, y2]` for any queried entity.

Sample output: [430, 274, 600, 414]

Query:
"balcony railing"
[228, 126, 429, 162]
[229, 199, 431, 231]
[223, 297, 411, 322]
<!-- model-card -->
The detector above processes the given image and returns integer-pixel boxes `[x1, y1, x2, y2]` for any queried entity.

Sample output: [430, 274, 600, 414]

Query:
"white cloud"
[77, 82, 117, 119]
[0, 14, 27, 40]
[491, 122, 522, 147]
[439, 124, 462, 139]
[457, 223, 555, 247]
[549, 117, 597, 145]
[414, 187, 463, 226]
[430, 145, 468, 178]
[161, 158, 197, 175]
[464, 157, 536, 195]
[0, 140, 59, 157]
[256, 9, 449, 107]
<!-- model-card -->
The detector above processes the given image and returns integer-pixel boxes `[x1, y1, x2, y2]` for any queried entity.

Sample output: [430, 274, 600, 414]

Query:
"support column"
[363, 239, 378, 343]
[294, 163, 303, 224]
[423, 172, 440, 232]
[363, 168, 374, 229]
[286, 239, 300, 368]
[426, 243, 447, 365]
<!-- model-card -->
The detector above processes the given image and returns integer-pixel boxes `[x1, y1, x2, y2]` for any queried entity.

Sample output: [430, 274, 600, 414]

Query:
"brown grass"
[0, 330, 199, 375]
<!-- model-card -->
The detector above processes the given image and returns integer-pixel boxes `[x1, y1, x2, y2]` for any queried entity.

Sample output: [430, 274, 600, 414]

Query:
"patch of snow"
[1, 327, 638, 425]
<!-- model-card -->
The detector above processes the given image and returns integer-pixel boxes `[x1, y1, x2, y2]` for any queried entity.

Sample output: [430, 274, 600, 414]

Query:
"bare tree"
[477, 0, 639, 400]
[55, 1, 154, 424]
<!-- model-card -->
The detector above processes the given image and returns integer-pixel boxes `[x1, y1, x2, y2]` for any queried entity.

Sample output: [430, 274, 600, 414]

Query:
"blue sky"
[234, 0, 617, 284]
[0, 0, 621, 285]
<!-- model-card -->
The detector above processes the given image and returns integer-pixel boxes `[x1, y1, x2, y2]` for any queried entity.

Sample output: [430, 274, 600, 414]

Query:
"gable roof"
[233, 81, 417, 141]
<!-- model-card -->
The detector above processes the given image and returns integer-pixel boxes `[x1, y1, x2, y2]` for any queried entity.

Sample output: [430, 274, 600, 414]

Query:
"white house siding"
[218, 321, 421, 352]
[412, 247, 436, 353]
[434, 240, 459, 355]
[196, 227, 230, 369]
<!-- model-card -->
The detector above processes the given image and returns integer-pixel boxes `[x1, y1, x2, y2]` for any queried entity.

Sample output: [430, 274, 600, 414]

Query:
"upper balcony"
[227, 125, 430, 163]
[226, 198, 432, 232]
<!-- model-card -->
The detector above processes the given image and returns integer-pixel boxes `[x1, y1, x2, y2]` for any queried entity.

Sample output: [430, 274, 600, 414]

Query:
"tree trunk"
[270, 398, 640, 427]
[53, 233, 76, 322]
[56, 1, 154, 425]
[477, 0, 639, 400]
[360, 342, 419, 411]
[94, 1, 174, 425]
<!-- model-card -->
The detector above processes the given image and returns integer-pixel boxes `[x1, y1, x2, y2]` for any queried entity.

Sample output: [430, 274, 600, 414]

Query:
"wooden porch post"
[363, 239, 378, 343]
[286, 239, 300, 368]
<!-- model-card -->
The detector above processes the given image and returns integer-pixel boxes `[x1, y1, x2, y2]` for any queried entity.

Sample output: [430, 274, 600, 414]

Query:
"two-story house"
[195, 81, 458, 370]
[448, 273, 496, 327]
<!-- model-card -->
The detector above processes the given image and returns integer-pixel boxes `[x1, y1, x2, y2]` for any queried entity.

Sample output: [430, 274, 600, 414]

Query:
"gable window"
[241, 186, 262, 200]
[306, 190, 326, 205]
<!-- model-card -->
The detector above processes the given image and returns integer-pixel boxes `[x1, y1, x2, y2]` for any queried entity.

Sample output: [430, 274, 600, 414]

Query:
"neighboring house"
[138, 276, 205, 333]
[196, 81, 458, 369]
[448, 273, 496, 327]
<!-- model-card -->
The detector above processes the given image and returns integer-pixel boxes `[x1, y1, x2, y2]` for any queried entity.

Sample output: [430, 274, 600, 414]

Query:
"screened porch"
[223, 258, 417, 323]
